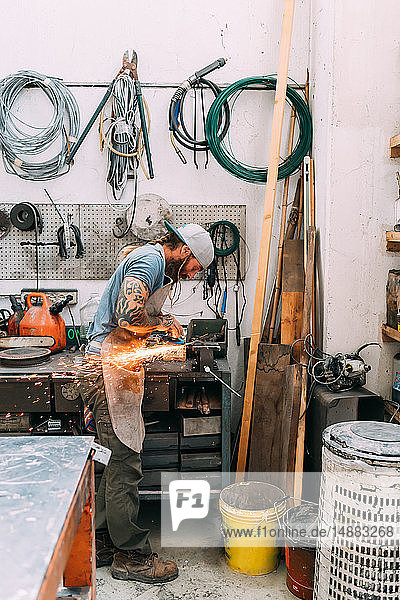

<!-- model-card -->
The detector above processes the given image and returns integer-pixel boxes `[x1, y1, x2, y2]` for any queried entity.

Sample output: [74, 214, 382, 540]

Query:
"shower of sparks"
[104, 343, 185, 370]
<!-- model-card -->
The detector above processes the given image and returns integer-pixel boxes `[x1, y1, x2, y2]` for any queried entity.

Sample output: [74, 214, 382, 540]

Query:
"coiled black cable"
[102, 75, 139, 202]
[169, 78, 230, 158]
[205, 221, 247, 346]
[208, 220, 240, 256]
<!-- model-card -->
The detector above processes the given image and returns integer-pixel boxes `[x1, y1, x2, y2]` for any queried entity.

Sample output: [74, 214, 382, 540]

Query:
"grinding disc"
[0, 347, 51, 366]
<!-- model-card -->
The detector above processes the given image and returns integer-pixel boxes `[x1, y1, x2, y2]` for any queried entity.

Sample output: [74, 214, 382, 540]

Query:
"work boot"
[111, 550, 179, 583]
[96, 531, 115, 568]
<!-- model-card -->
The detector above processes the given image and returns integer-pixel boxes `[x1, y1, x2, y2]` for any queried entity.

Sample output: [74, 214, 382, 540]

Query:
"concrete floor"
[96, 501, 295, 600]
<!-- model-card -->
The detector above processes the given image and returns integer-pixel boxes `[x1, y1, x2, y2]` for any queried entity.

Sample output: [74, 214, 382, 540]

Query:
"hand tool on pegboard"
[44, 190, 85, 259]
[10, 202, 43, 290]
[18, 193, 85, 261]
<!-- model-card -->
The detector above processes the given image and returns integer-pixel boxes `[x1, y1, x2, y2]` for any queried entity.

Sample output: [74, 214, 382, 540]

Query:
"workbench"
[0, 436, 95, 600]
[0, 347, 232, 496]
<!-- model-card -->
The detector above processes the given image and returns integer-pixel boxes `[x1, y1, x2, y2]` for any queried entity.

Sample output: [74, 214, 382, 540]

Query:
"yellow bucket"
[219, 481, 286, 575]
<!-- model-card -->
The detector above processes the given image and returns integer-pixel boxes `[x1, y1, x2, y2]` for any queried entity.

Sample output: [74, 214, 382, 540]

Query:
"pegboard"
[172, 204, 246, 280]
[0, 203, 246, 281]
[0, 204, 82, 280]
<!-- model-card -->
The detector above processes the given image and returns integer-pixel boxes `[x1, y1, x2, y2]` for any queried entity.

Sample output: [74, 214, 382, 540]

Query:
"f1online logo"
[169, 480, 210, 531]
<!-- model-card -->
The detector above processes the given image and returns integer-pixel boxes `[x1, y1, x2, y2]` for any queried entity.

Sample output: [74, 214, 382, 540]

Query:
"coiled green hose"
[205, 76, 312, 184]
[208, 220, 240, 257]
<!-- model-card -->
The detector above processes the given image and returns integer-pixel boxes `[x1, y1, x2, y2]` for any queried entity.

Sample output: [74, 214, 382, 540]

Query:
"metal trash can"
[314, 421, 400, 600]
[283, 504, 318, 600]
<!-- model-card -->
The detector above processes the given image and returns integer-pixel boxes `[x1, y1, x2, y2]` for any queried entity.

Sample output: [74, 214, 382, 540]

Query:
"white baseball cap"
[164, 221, 214, 269]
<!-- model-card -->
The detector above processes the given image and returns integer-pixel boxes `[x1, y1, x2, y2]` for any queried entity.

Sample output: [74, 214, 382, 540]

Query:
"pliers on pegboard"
[44, 190, 85, 260]
[57, 217, 85, 260]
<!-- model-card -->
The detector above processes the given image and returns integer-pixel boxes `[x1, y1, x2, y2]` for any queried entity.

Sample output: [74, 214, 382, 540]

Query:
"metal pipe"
[63, 81, 306, 90]
[203, 365, 241, 398]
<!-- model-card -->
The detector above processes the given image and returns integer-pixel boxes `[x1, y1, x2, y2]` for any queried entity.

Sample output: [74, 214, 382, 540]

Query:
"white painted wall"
[0, 0, 311, 424]
[310, 0, 400, 399]
[2, 0, 398, 405]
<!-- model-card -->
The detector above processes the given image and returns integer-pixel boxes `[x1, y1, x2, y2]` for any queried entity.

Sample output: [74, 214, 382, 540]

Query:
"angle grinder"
[145, 331, 185, 348]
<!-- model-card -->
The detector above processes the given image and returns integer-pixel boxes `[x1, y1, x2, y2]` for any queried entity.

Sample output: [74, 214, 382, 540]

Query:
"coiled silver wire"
[102, 74, 139, 206]
[0, 70, 80, 180]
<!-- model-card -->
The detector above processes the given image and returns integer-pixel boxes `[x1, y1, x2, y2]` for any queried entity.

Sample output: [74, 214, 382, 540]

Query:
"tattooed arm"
[114, 276, 182, 335]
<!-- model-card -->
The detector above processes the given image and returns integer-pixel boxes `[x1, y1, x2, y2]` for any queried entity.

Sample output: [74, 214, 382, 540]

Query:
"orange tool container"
[19, 293, 66, 353]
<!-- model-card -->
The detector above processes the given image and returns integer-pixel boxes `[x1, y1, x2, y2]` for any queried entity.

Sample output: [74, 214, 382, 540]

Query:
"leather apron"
[101, 277, 172, 452]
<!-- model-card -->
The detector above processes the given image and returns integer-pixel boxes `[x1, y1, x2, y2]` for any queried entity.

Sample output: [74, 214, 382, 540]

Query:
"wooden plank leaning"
[236, 0, 296, 478]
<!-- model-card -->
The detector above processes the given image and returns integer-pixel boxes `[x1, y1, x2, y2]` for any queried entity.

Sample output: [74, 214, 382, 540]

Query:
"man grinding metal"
[79, 221, 214, 584]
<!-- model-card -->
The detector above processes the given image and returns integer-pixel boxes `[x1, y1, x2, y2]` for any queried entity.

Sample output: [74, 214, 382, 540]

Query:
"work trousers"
[79, 370, 151, 552]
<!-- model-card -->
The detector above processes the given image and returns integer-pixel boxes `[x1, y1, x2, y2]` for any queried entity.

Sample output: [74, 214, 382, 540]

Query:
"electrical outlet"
[21, 288, 79, 305]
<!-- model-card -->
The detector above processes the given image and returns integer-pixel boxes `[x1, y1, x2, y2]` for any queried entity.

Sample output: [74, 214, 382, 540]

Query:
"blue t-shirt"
[87, 243, 165, 346]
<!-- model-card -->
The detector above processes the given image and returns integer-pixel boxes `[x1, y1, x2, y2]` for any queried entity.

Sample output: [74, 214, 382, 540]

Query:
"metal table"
[0, 436, 95, 600]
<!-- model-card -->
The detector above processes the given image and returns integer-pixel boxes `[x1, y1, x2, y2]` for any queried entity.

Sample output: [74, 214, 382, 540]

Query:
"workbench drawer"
[139, 468, 176, 490]
[143, 376, 170, 412]
[0, 376, 51, 412]
[143, 432, 178, 451]
[182, 416, 221, 436]
[142, 451, 179, 469]
[0, 413, 31, 432]
[181, 452, 222, 471]
[180, 434, 221, 451]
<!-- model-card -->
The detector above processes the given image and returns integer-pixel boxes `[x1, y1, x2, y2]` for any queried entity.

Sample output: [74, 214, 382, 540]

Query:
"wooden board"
[294, 226, 315, 498]
[382, 323, 400, 343]
[0, 336, 55, 349]
[280, 364, 307, 494]
[386, 231, 400, 252]
[260, 177, 302, 343]
[248, 343, 290, 473]
[390, 133, 400, 158]
[386, 270, 400, 329]
[236, 0, 296, 477]
[293, 366, 308, 499]
[281, 239, 304, 345]
[265, 105, 297, 344]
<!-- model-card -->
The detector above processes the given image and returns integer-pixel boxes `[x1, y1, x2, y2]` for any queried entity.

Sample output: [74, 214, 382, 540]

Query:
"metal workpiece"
[0, 435, 94, 600]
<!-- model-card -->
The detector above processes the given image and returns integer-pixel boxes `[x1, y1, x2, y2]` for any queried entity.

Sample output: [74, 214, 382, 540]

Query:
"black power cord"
[204, 221, 247, 346]
[291, 335, 381, 420]
[10, 202, 42, 289]
[168, 59, 230, 166]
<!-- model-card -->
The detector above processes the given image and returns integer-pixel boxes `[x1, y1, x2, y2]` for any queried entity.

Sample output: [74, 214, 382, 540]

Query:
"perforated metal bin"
[314, 421, 400, 600]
